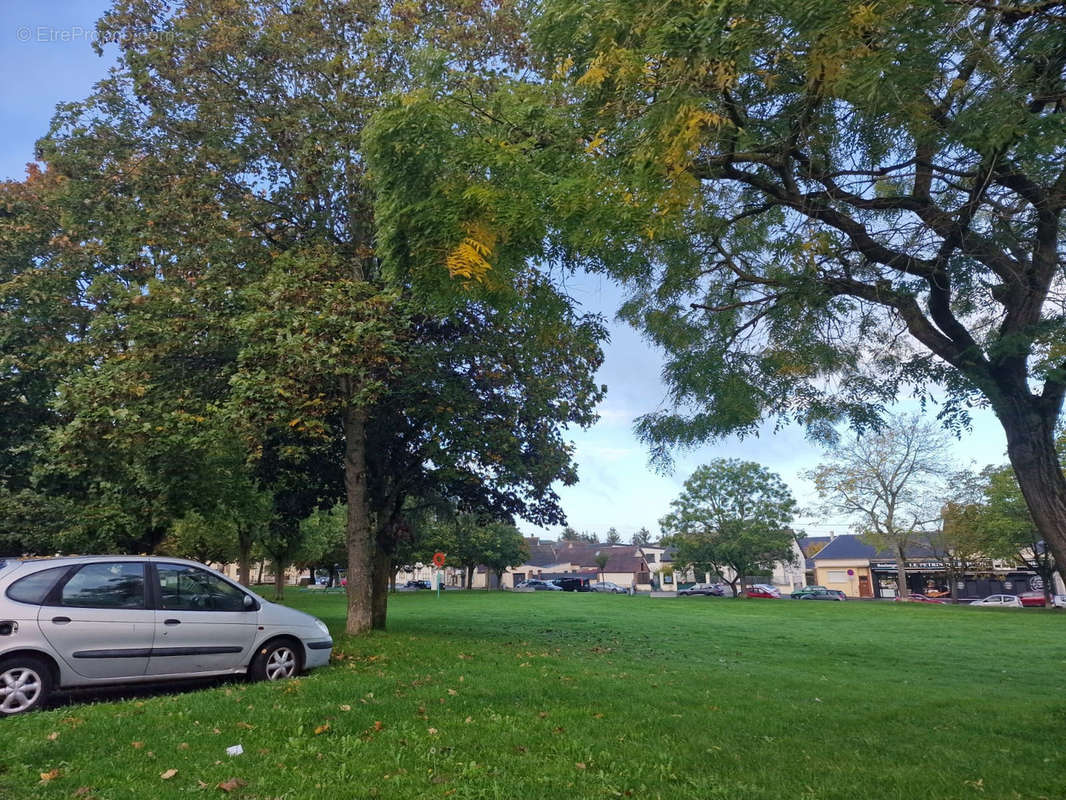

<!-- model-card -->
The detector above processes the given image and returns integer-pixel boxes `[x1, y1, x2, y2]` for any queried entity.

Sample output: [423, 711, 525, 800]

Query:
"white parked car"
[0, 555, 333, 715]
[969, 594, 1023, 608]
[590, 581, 627, 594]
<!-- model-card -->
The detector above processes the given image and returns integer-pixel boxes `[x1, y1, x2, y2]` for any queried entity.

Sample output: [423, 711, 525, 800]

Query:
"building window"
[646, 554, 656, 563]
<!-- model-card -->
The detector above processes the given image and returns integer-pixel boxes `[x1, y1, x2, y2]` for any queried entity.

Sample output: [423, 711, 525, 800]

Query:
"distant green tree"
[631, 527, 652, 547]
[972, 465, 1059, 604]
[605, 527, 622, 544]
[594, 551, 610, 582]
[660, 459, 796, 597]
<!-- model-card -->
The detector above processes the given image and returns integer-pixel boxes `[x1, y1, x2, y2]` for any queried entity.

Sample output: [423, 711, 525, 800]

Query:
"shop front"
[869, 559, 1039, 600]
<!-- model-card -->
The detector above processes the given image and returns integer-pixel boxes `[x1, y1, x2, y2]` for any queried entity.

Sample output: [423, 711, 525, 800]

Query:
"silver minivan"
[0, 555, 333, 715]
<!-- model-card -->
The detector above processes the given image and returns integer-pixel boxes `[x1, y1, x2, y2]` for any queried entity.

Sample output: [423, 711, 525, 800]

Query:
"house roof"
[812, 534, 938, 562]
[554, 541, 648, 573]
[524, 539, 563, 567]
[798, 536, 835, 569]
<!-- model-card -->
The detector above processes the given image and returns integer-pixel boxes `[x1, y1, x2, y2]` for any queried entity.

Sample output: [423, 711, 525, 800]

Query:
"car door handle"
[164, 619, 181, 626]
[51, 616, 71, 624]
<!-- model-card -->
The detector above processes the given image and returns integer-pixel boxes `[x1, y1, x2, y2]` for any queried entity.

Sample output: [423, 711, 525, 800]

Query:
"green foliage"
[422, 512, 528, 587]
[660, 458, 796, 590]
[159, 512, 239, 567]
[604, 527, 621, 544]
[368, 0, 1066, 576]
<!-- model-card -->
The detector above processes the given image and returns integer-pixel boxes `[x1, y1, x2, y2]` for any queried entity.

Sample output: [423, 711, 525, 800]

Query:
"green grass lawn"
[3, 593, 1065, 799]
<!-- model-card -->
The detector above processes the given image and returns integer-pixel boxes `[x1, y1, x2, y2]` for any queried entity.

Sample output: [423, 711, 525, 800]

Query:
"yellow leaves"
[849, 2, 880, 29]
[39, 769, 61, 783]
[576, 59, 609, 89]
[585, 128, 607, 154]
[553, 55, 574, 80]
[313, 723, 330, 735]
[160, 769, 178, 780]
[710, 60, 737, 91]
[445, 221, 496, 284]
[663, 105, 727, 177]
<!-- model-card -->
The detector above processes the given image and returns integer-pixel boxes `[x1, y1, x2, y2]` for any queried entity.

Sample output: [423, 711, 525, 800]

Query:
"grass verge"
[2, 592, 1064, 799]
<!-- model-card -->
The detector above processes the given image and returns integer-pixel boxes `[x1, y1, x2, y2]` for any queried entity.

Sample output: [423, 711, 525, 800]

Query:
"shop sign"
[871, 560, 944, 570]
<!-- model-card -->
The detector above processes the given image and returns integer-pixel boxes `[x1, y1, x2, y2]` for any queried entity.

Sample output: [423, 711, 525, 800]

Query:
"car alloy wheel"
[265, 646, 297, 680]
[0, 658, 50, 715]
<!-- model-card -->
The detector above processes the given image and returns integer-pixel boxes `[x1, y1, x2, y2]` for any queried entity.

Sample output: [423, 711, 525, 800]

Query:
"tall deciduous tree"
[808, 416, 951, 599]
[660, 459, 796, 597]
[367, 0, 1066, 585]
[631, 527, 652, 547]
[34, 0, 530, 634]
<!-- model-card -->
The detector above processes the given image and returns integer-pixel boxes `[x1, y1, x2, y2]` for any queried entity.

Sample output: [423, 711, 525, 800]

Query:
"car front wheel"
[250, 640, 302, 682]
[0, 655, 53, 716]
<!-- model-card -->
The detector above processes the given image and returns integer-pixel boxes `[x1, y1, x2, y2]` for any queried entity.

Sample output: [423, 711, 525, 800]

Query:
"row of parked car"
[898, 591, 1066, 607]
[514, 578, 628, 593]
[678, 583, 846, 600]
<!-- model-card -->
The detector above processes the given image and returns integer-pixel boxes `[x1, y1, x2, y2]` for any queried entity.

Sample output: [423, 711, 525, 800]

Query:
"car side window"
[60, 563, 145, 609]
[6, 566, 70, 605]
[157, 564, 248, 612]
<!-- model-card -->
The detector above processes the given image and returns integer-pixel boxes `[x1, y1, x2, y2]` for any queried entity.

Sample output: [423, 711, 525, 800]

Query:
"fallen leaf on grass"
[427, 728, 438, 735]
[464, 717, 473, 724]
[131, 741, 144, 749]
[217, 778, 247, 793]
[575, 763, 586, 770]
[73, 787, 94, 797]
[339, 704, 351, 712]
[178, 743, 189, 750]
[160, 769, 178, 780]
[46, 732, 59, 741]
[373, 721, 383, 731]
[447, 689, 457, 696]
[313, 724, 330, 735]
[39, 769, 61, 783]
[235, 722, 254, 730]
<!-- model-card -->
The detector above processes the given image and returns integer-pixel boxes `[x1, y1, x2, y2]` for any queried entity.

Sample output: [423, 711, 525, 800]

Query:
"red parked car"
[896, 593, 946, 604]
[743, 584, 781, 599]
[1018, 591, 1046, 607]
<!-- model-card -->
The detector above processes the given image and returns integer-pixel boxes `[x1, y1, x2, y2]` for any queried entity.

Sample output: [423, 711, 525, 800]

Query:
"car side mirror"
[243, 594, 256, 610]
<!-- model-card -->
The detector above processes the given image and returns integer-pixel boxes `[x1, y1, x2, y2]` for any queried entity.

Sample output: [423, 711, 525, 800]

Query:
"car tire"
[0, 654, 53, 716]
[249, 639, 302, 682]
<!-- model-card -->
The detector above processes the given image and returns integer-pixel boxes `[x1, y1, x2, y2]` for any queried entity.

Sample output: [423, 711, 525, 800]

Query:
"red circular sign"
[432, 552, 446, 568]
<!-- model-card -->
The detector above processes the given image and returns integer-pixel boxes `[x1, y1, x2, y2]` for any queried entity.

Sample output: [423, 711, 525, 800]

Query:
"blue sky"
[0, 2, 1013, 543]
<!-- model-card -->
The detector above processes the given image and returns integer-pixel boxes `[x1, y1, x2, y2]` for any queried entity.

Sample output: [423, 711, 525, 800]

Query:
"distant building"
[810, 533, 1059, 599]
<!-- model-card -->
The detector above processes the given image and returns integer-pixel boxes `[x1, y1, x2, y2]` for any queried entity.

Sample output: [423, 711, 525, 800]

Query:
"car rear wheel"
[0, 655, 53, 716]
[250, 640, 302, 682]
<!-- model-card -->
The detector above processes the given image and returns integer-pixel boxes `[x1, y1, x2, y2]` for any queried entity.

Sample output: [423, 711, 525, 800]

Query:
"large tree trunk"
[274, 560, 285, 601]
[371, 547, 390, 630]
[344, 404, 374, 635]
[466, 564, 475, 590]
[895, 544, 909, 601]
[999, 404, 1066, 590]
